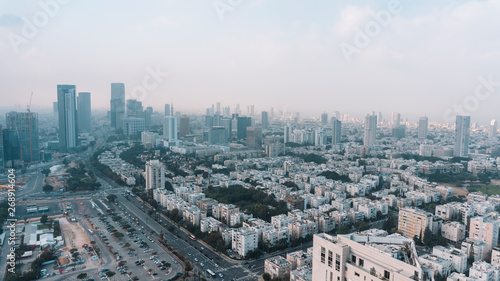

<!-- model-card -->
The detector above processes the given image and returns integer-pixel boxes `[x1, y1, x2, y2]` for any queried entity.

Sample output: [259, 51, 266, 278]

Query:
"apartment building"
[264, 256, 292, 279]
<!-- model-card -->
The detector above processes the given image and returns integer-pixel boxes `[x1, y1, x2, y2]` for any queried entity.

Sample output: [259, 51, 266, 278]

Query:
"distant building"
[363, 114, 377, 146]
[261, 111, 269, 129]
[5, 111, 40, 163]
[57, 85, 78, 152]
[123, 118, 145, 136]
[163, 116, 178, 141]
[398, 208, 434, 241]
[126, 99, 143, 118]
[236, 116, 252, 139]
[110, 83, 125, 130]
[209, 126, 227, 144]
[265, 136, 284, 157]
[331, 117, 341, 145]
[179, 115, 190, 137]
[321, 113, 328, 125]
[77, 92, 91, 133]
[392, 112, 401, 127]
[145, 160, 165, 190]
[164, 104, 171, 116]
[392, 125, 406, 139]
[246, 127, 262, 149]
[419, 116, 428, 139]
[489, 119, 497, 139]
[454, 115, 470, 157]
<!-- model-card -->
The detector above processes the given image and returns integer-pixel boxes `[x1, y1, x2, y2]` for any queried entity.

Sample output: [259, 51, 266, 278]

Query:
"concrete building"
[454, 115, 470, 157]
[432, 246, 467, 273]
[441, 221, 466, 243]
[145, 160, 165, 190]
[163, 116, 178, 141]
[246, 127, 262, 149]
[231, 227, 258, 257]
[110, 83, 125, 129]
[57, 84, 78, 152]
[123, 117, 145, 136]
[469, 216, 499, 252]
[363, 114, 377, 146]
[398, 208, 433, 241]
[5, 111, 40, 163]
[77, 92, 91, 133]
[312, 233, 424, 281]
[331, 117, 341, 145]
[179, 115, 190, 137]
[265, 256, 292, 279]
[419, 116, 428, 139]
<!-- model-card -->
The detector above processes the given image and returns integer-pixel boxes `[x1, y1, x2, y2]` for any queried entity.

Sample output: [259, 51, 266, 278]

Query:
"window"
[328, 251, 333, 267]
[335, 254, 341, 271]
[352, 255, 357, 263]
[355, 272, 360, 277]
[384, 270, 390, 279]
[330, 272, 333, 281]
[321, 247, 325, 263]
[359, 258, 364, 267]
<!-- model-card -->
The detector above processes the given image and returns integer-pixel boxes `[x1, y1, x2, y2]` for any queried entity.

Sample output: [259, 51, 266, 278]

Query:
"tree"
[42, 168, 51, 177]
[62, 158, 71, 166]
[42, 184, 53, 192]
[40, 215, 48, 224]
[105, 271, 116, 277]
[263, 273, 271, 281]
[77, 273, 87, 279]
[422, 227, 433, 246]
[106, 194, 117, 203]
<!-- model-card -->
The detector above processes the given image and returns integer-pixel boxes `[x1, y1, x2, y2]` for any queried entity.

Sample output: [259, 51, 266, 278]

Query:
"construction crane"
[27, 92, 33, 163]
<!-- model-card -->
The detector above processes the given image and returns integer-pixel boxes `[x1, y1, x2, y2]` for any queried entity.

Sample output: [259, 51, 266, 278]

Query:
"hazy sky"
[1, 0, 499, 124]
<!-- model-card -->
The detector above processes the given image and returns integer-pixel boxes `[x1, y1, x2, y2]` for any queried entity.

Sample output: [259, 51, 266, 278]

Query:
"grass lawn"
[467, 184, 500, 195]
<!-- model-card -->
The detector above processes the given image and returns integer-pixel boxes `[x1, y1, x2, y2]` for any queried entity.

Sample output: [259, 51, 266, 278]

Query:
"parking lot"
[85, 209, 182, 281]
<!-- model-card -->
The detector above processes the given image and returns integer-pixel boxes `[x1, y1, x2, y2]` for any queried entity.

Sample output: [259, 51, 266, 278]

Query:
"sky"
[0, 0, 499, 124]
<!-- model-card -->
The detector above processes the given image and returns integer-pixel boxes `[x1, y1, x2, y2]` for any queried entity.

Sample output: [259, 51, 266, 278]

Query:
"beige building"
[312, 233, 425, 281]
[469, 216, 499, 252]
[398, 208, 433, 240]
[264, 256, 292, 279]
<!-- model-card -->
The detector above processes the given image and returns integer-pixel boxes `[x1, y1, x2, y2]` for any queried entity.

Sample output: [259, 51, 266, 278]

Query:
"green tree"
[42, 168, 51, 177]
[263, 273, 271, 281]
[42, 184, 53, 192]
[77, 273, 87, 279]
[106, 194, 117, 202]
[105, 271, 116, 277]
[40, 215, 48, 224]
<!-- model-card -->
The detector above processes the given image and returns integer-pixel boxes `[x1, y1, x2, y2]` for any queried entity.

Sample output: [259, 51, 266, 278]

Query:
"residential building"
[145, 160, 165, 190]
[57, 84, 78, 152]
[265, 256, 292, 279]
[77, 92, 91, 133]
[454, 115, 470, 157]
[363, 114, 377, 146]
[232, 227, 258, 257]
[469, 216, 499, 252]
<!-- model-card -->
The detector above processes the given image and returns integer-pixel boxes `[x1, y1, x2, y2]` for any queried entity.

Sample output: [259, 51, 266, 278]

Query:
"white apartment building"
[441, 221, 466, 243]
[432, 246, 467, 273]
[145, 159, 165, 190]
[231, 227, 258, 257]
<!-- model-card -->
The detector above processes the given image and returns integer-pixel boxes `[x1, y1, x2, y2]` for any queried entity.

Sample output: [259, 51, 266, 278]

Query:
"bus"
[189, 235, 196, 241]
[206, 269, 215, 278]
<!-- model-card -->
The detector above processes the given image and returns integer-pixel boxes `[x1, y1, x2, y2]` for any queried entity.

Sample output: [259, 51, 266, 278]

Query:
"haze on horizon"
[0, 0, 499, 124]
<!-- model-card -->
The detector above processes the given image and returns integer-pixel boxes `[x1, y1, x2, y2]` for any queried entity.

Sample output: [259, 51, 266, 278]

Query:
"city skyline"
[0, 1, 499, 124]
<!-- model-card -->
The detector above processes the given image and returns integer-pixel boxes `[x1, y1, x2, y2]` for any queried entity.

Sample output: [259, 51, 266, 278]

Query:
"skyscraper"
[52, 102, 58, 119]
[5, 112, 40, 163]
[110, 83, 125, 130]
[236, 116, 252, 139]
[246, 127, 262, 149]
[57, 85, 78, 152]
[179, 115, 190, 137]
[144, 106, 153, 128]
[418, 117, 428, 139]
[331, 117, 341, 145]
[126, 99, 143, 118]
[392, 112, 401, 127]
[145, 159, 165, 190]
[261, 111, 269, 129]
[77, 92, 91, 133]
[164, 104, 171, 116]
[321, 113, 328, 125]
[363, 114, 377, 146]
[454, 115, 470, 157]
[284, 124, 292, 143]
[489, 120, 497, 139]
[163, 116, 178, 141]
